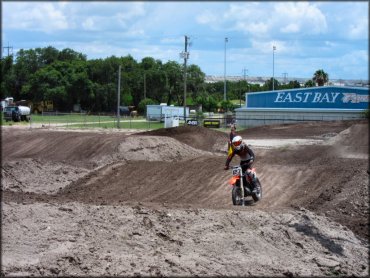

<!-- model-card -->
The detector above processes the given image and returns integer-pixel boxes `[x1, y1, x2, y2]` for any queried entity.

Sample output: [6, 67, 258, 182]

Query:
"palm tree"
[313, 69, 329, 86]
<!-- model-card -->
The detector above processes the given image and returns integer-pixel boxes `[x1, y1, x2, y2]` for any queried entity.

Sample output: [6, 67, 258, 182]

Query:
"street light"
[180, 35, 189, 124]
[224, 37, 228, 101]
[272, 45, 276, 91]
[117, 65, 121, 128]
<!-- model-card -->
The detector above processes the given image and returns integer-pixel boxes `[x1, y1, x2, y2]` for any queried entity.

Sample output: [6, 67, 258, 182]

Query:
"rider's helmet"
[232, 135, 243, 151]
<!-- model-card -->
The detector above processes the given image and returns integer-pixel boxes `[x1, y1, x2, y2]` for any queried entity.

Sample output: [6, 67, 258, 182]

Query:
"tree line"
[0, 46, 329, 113]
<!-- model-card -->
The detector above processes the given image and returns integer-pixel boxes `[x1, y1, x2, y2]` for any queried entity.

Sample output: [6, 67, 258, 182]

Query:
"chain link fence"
[20, 111, 365, 130]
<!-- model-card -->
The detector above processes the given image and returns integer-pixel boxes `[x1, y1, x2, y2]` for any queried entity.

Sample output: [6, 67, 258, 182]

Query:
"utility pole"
[3, 42, 13, 57]
[224, 37, 228, 101]
[241, 68, 248, 107]
[242, 68, 248, 81]
[282, 72, 288, 84]
[180, 35, 189, 125]
[117, 65, 121, 129]
[272, 45, 276, 91]
[143, 72, 146, 99]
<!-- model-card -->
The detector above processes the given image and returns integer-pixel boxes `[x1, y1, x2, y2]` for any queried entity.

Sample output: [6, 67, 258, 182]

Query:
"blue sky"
[2, 1, 369, 80]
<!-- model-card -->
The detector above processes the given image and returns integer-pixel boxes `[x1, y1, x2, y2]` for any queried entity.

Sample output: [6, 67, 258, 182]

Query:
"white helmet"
[232, 135, 243, 150]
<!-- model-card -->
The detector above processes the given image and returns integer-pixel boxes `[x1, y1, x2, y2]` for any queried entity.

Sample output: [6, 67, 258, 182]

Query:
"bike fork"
[240, 173, 245, 206]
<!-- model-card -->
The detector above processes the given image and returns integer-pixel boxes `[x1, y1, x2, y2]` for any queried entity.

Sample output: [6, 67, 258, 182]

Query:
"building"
[205, 75, 369, 87]
[235, 86, 369, 127]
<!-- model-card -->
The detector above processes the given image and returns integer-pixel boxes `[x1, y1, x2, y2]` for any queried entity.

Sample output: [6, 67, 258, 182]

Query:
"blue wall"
[246, 86, 369, 110]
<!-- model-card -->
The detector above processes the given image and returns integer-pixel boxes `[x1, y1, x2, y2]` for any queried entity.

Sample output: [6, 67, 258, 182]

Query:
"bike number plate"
[232, 168, 241, 176]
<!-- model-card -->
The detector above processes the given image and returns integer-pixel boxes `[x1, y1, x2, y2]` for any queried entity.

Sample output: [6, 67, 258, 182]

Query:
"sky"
[2, 1, 369, 80]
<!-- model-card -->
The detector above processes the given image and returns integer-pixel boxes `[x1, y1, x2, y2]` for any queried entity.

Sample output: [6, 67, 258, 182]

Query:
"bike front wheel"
[232, 186, 243, 206]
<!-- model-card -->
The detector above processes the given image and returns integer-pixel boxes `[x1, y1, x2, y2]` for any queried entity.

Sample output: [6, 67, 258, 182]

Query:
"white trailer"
[146, 105, 162, 121]
[146, 105, 189, 122]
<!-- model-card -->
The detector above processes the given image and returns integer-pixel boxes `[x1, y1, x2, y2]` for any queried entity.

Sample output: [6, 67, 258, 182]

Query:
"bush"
[362, 109, 370, 119]
[138, 98, 158, 114]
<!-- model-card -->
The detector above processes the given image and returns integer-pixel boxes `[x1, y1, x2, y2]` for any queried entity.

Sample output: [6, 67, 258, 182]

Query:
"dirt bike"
[228, 161, 262, 206]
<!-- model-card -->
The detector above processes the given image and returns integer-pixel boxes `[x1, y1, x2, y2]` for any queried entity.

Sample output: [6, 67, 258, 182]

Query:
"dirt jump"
[1, 119, 369, 277]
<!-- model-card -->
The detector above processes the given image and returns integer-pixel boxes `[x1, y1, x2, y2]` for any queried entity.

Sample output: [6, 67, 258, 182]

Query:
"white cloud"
[116, 2, 146, 26]
[4, 3, 69, 33]
[348, 18, 368, 39]
[196, 2, 327, 37]
[82, 17, 96, 31]
[160, 36, 184, 44]
[250, 40, 290, 55]
[196, 10, 218, 25]
[2, 2, 368, 79]
[274, 2, 327, 34]
[281, 23, 300, 33]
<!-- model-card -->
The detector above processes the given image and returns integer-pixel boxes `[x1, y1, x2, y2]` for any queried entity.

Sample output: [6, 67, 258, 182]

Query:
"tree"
[37, 46, 60, 65]
[195, 94, 218, 112]
[263, 78, 280, 91]
[304, 79, 315, 87]
[58, 48, 86, 62]
[220, 100, 234, 112]
[186, 64, 206, 101]
[313, 69, 329, 86]
[162, 61, 182, 105]
[138, 98, 158, 114]
[0, 55, 16, 99]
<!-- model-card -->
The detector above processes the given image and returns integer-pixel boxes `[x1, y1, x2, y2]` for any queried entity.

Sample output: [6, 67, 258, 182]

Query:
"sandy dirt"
[1, 119, 369, 277]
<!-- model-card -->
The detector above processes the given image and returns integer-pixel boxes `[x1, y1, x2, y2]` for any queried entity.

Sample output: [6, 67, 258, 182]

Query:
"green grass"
[30, 113, 116, 124]
[1, 112, 246, 131]
[68, 120, 165, 129]
[1, 112, 172, 130]
[230, 99, 245, 106]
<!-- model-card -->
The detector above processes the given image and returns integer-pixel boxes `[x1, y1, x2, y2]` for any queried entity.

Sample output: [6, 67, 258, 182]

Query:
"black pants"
[240, 160, 253, 173]
[240, 161, 256, 187]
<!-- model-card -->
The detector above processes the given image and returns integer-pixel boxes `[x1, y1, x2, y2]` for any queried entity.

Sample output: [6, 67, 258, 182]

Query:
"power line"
[242, 68, 248, 80]
[282, 72, 288, 84]
[3, 42, 13, 57]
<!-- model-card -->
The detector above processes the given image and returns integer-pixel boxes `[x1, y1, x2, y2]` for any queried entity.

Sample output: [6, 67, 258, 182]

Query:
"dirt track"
[1, 120, 369, 277]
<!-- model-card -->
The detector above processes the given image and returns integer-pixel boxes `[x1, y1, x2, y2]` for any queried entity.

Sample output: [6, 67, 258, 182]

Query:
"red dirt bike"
[228, 162, 262, 206]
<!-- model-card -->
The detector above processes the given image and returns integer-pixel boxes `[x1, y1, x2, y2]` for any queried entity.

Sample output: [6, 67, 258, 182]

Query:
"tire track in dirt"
[2, 121, 369, 277]
[2, 121, 368, 237]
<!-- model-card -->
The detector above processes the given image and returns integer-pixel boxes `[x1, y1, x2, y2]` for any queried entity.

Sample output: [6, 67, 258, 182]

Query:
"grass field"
[1, 112, 237, 132]
[1, 113, 180, 130]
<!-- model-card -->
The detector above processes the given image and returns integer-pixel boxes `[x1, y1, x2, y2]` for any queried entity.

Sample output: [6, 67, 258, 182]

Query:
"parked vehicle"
[228, 161, 262, 205]
[0, 97, 14, 111]
[3, 105, 31, 122]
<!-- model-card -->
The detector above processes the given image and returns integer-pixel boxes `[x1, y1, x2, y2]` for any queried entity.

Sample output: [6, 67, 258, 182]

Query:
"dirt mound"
[117, 135, 215, 162]
[1, 129, 128, 168]
[1, 120, 369, 277]
[137, 125, 228, 152]
[2, 158, 89, 194]
[239, 119, 366, 139]
[2, 202, 368, 277]
[326, 123, 369, 159]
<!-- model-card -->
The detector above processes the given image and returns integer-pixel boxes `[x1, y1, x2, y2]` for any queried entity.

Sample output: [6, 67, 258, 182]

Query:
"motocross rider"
[224, 135, 258, 193]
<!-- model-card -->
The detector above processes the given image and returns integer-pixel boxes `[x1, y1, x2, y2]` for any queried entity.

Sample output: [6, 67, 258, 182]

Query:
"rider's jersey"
[225, 143, 255, 167]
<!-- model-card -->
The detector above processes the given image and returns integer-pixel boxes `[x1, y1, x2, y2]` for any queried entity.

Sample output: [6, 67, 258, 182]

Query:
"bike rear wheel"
[252, 178, 262, 202]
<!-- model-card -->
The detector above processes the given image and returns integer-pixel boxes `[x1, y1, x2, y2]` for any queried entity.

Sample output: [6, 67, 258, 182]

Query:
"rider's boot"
[250, 176, 258, 193]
